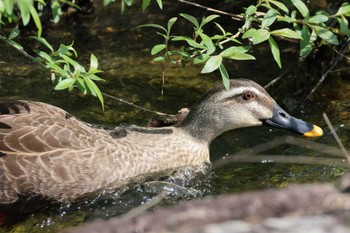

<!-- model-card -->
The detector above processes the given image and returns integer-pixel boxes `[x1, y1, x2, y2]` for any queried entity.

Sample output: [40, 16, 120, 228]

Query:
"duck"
[0, 79, 323, 206]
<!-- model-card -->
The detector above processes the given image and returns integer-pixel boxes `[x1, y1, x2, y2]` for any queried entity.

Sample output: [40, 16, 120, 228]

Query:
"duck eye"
[242, 92, 254, 100]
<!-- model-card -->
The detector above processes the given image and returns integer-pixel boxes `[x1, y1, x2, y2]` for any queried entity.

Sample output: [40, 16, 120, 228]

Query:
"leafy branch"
[140, 0, 350, 90]
[0, 0, 105, 108]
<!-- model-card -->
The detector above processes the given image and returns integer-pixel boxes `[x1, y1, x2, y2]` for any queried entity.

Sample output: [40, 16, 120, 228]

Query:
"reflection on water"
[0, 1, 349, 233]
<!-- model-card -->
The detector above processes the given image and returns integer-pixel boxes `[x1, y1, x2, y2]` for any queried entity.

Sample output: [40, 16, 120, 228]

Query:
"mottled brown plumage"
[0, 79, 322, 205]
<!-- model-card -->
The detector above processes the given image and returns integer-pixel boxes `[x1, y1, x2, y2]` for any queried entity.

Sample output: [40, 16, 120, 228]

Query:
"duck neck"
[179, 103, 225, 143]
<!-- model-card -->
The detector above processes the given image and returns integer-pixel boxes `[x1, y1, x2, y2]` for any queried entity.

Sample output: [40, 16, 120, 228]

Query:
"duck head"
[180, 79, 323, 142]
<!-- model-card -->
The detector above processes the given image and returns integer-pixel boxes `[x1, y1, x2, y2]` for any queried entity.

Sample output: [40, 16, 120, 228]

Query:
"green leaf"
[277, 15, 297, 23]
[90, 54, 98, 70]
[214, 22, 226, 35]
[252, 29, 270, 45]
[312, 26, 339, 45]
[75, 77, 86, 93]
[51, 1, 62, 23]
[269, 0, 289, 14]
[201, 55, 222, 73]
[220, 46, 255, 60]
[17, 0, 32, 25]
[58, 43, 77, 57]
[103, 0, 114, 6]
[55, 78, 76, 90]
[193, 54, 209, 64]
[290, 0, 309, 17]
[201, 14, 220, 28]
[84, 77, 104, 110]
[244, 18, 252, 30]
[29, 5, 42, 37]
[167, 17, 177, 33]
[199, 32, 216, 55]
[51, 72, 56, 83]
[33, 37, 54, 52]
[246, 5, 257, 16]
[219, 64, 230, 91]
[4, 0, 14, 15]
[262, 9, 278, 28]
[0, 1, 5, 12]
[61, 54, 81, 71]
[243, 29, 270, 44]
[8, 28, 20, 40]
[36, 50, 53, 63]
[180, 13, 199, 28]
[221, 46, 251, 56]
[137, 24, 167, 33]
[225, 53, 256, 60]
[299, 25, 313, 59]
[300, 25, 311, 49]
[153, 56, 165, 62]
[47, 63, 66, 76]
[268, 37, 281, 68]
[336, 3, 350, 16]
[142, 0, 150, 11]
[307, 15, 328, 24]
[339, 15, 350, 36]
[242, 28, 257, 39]
[271, 28, 302, 39]
[8, 40, 24, 50]
[87, 74, 103, 81]
[151, 44, 166, 55]
[156, 0, 163, 9]
[172, 36, 207, 49]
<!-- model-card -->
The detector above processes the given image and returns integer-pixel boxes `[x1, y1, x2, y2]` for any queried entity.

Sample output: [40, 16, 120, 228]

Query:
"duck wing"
[0, 100, 111, 204]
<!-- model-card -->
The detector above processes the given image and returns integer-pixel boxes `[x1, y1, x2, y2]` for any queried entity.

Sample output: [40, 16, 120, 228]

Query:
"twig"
[264, 69, 290, 89]
[323, 112, 350, 166]
[119, 190, 168, 220]
[176, 0, 244, 21]
[333, 47, 350, 61]
[102, 93, 174, 117]
[3, 38, 174, 117]
[2, 38, 46, 69]
[330, 67, 350, 73]
[303, 37, 350, 102]
[212, 154, 347, 169]
[212, 133, 350, 169]
[232, 135, 348, 158]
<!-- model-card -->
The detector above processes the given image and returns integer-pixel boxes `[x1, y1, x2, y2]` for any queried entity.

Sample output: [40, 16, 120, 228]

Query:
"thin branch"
[3, 38, 174, 117]
[323, 112, 350, 166]
[330, 67, 350, 73]
[232, 135, 348, 158]
[176, 0, 244, 21]
[2, 38, 46, 69]
[264, 69, 290, 89]
[333, 47, 350, 61]
[119, 190, 168, 220]
[303, 37, 350, 102]
[212, 154, 347, 169]
[102, 93, 175, 117]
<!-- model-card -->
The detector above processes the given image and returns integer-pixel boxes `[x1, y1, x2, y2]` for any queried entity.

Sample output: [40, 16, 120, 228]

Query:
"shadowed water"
[0, 1, 349, 232]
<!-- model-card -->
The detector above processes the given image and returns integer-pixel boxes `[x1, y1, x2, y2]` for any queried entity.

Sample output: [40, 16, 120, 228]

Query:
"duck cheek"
[228, 114, 262, 129]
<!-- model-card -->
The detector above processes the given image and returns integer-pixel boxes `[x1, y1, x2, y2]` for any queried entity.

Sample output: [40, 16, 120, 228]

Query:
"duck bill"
[264, 104, 323, 137]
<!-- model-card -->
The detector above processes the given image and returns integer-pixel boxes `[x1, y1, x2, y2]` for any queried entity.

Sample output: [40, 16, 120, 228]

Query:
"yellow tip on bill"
[304, 125, 323, 137]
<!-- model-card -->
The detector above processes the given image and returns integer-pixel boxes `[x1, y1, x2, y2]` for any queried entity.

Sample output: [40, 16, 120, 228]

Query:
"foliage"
[139, 0, 350, 90]
[33, 37, 105, 109]
[0, 0, 349, 106]
[0, 0, 104, 108]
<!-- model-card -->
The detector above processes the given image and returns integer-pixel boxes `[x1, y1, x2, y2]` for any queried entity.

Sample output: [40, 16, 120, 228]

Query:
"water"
[0, 1, 349, 232]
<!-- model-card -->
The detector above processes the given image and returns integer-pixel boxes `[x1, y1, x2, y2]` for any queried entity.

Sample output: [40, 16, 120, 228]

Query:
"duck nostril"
[279, 112, 287, 118]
